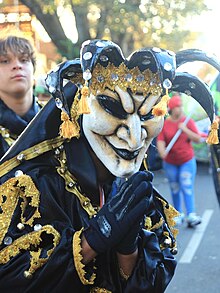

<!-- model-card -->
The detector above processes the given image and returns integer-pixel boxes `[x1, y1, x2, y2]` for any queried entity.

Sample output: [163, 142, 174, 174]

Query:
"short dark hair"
[0, 27, 36, 70]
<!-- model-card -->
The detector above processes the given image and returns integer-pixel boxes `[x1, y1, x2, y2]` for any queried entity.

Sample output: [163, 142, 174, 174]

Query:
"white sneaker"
[187, 213, 201, 228]
[174, 213, 185, 226]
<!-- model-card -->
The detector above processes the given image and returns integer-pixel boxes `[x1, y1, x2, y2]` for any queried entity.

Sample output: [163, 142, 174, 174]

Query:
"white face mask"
[83, 85, 164, 178]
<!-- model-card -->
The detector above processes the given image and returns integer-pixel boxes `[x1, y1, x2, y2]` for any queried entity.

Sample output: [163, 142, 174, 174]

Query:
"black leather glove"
[84, 171, 153, 254]
[116, 171, 154, 255]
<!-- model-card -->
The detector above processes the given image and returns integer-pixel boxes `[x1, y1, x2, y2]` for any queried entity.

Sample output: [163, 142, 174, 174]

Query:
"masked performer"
[0, 40, 218, 293]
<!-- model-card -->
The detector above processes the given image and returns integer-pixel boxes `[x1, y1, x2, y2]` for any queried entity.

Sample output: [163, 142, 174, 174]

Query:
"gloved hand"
[84, 171, 153, 254]
[116, 171, 154, 255]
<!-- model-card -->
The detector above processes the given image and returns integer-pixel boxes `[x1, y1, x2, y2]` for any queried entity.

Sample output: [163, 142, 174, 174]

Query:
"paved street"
[153, 162, 220, 293]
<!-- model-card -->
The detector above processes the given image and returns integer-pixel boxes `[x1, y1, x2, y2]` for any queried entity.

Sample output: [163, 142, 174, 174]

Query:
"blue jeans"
[163, 158, 197, 215]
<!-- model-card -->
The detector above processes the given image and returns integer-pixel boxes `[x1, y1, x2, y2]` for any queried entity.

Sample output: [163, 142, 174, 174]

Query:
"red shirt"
[157, 116, 200, 165]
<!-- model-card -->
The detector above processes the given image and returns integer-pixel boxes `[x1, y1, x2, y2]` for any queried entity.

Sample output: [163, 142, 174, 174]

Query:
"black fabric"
[0, 162, 177, 292]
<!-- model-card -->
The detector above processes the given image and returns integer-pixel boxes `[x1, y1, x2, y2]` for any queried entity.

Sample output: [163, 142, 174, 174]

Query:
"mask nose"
[117, 115, 147, 150]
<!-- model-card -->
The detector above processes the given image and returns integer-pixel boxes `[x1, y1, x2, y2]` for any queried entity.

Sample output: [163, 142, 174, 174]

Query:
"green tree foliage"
[18, 0, 208, 58]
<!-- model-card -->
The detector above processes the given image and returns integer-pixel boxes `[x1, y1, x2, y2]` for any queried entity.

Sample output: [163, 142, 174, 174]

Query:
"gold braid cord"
[73, 228, 96, 285]
[0, 125, 17, 147]
[0, 136, 65, 177]
[0, 174, 40, 245]
[0, 225, 60, 278]
[56, 149, 97, 218]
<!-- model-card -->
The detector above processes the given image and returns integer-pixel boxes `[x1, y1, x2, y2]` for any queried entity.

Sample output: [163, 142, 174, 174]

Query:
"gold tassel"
[78, 85, 90, 115]
[59, 111, 79, 139]
[152, 89, 170, 116]
[206, 119, 219, 145]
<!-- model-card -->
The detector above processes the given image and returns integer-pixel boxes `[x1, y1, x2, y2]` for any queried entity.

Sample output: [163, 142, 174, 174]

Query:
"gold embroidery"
[70, 63, 162, 97]
[0, 136, 65, 177]
[0, 174, 40, 245]
[157, 197, 179, 240]
[90, 287, 112, 293]
[0, 225, 60, 277]
[73, 228, 96, 285]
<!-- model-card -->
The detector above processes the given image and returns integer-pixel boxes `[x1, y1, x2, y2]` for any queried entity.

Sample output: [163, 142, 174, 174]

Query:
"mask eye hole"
[97, 95, 128, 119]
[140, 109, 154, 121]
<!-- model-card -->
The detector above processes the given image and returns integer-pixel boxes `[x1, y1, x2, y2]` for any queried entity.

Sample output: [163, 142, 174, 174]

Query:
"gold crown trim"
[71, 63, 162, 96]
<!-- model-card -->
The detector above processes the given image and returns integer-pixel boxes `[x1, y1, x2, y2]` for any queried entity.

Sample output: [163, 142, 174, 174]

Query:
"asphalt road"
[153, 162, 220, 293]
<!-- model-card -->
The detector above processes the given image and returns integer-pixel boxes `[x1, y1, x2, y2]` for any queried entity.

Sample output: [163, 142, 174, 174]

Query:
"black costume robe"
[0, 85, 177, 293]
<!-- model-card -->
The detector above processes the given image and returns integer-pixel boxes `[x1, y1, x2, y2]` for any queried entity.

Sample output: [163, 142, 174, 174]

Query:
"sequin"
[164, 62, 172, 71]
[49, 85, 56, 94]
[142, 58, 151, 65]
[124, 73, 132, 82]
[55, 98, 63, 109]
[163, 78, 172, 89]
[136, 74, 144, 82]
[185, 90, 192, 96]
[14, 170, 23, 177]
[97, 75, 105, 83]
[111, 73, 119, 81]
[189, 82, 196, 89]
[99, 55, 108, 62]
[3, 236, 12, 245]
[54, 148, 60, 155]
[83, 52, 93, 60]
[152, 47, 161, 53]
[17, 153, 25, 161]
[34, 224, 42, 231]
[96, 41, 105, 47]
[83, 69, 92, 81]
[17, 223, 25, 230]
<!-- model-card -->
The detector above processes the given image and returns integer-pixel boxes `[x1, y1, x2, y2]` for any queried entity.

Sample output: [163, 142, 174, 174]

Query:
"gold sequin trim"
[73, 228, 96, 285]
[0, 174, 40, 245]
[0, 136, 65, 177]
[90, 287, 112, 293]
[0, 225, 60, 277]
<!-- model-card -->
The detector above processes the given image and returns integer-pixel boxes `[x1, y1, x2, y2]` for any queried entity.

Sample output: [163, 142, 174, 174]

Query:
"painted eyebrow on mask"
[96, 88, 128, 119]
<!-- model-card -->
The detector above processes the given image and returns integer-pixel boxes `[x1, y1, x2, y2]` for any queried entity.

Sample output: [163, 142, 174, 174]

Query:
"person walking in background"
[157, 95, 207, 227]
[0, 27, 42, 158]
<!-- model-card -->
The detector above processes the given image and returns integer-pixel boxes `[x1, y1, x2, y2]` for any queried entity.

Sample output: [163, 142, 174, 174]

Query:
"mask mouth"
[107, 140, 140, 160]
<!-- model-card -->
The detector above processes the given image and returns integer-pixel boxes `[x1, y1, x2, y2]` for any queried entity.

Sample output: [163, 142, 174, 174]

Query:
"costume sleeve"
[0, 169, 177, 293]
[0, 172, 96, 293]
